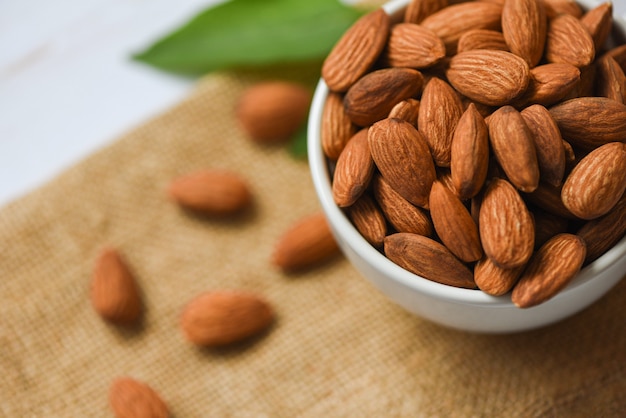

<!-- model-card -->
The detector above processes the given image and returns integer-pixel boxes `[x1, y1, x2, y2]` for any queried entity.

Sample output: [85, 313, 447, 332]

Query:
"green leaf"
[289, 122, 309, 159]
[133, 0, 365, 75]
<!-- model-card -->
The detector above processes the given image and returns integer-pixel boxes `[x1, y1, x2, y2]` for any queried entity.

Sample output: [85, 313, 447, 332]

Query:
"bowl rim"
[307, 0, 626, 308]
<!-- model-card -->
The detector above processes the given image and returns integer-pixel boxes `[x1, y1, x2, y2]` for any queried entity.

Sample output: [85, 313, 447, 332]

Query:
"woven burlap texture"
[1, 72, 625, 418]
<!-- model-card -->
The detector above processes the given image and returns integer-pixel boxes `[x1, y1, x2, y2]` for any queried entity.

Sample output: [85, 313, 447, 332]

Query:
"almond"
[372, 174, 433, 237]
[404, 0, 448, 24]
[479, 178, 535, 269]
[322, 8, 390, 92]
[545, 13, 595, 68]
[344, 67, 424, 127]
[520, 104, 565, 187]
[604, 44, 626, 73]
[384, 23, 446, 69]
[580, 2, 613, 52]
[523, 181, 579, 220]
[511, 233, 586, 308]
[322, 92, 357, 160]
[513, 63, 580, 107]
[168, 169, 252, 216]
[549, 97, 626, 150]
[332, 128, 374, 207]
[236, 81, 311, 143]
[447, 50, 530, 106]
[272, 212, 341, 272]
[109, 377, 169, 418]
[474, 256, 524, 296]
[180, 290, 273, 347]
[457, 29, 509, 53]
[418, 77, 464, 167]
[384, 233, 476, 288]
[91, 248, 142, 326]
[501, 0, 547, 67]
[561, 142, 626, 220]
[596, 55, 626, 104]
[531, 206, 570, 249]
[540, 0, 583, 19]
[577, 194, 626, 264]
[429, 180, 482, 262]
[368, 118, 436, 208]
[488, 106, 539, 193]
[450, 103, 489, 200]
[388, 98, 420, 128]
[347, 193, 387, 249]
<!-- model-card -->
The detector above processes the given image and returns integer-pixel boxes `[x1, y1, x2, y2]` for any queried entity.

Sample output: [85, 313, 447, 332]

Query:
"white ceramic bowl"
[308, 0, 626, 333]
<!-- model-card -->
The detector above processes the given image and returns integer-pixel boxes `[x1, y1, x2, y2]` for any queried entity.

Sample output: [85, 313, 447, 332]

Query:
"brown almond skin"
[388, 98, 420, 128]
[447, 50, 530, 106]
[429, 181, 482, 262]
[474, 256, 525, 296]
[450, 103, 489, 199]
[561, 142, 626, 220]
[604, 44, 626, 73]
[418, 77, 464, 167]
[332, 128, 374, 208]
[513, 63, 580, 108]
[180, 291, 274, 347]
[322, 8, 390, 93]
[457, 29, 509, 53]
[384, 233, 476, 289]
[520, 104, 565, 188]
[523, 181, 579, 220]
[236, 81, 311, 143]
[501, 0, 547, 67]
[385, 23, 446, 69]
[344, 67, 424, 127]
[322, 92, 357, 160]
[368, 118, 436, 208]
[404, 0, 448, 24]
[549, 97, 626, 150]
[109, 377, 169, 418]
[479, 178, 535, 269]
[580, 2, 613, 52]
[91, 248, 142, 326]
[372, 175, 433, 237]
[512, 233, 586, 308]
[168, 170, 252, 216]
[272, 212, 341, 272]
[577, 194, 626, 264]
[532, 207, 570, 249]
[347, 194, 387, 249]
[488, 106, 539, 193]
[541, 0, 583, 19]
[545, 13, 595, 68]
[596, 55, 626, 104]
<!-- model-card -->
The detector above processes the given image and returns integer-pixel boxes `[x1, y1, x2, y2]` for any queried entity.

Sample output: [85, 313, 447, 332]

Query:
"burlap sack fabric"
[1, 70, 625, 417]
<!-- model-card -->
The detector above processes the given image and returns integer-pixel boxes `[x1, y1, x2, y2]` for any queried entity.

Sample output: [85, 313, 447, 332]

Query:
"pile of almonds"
[321, 0, 626, 308]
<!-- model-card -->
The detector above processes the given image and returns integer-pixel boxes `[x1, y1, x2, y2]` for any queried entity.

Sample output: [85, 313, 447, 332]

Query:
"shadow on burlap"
[0, 70, 624, 417]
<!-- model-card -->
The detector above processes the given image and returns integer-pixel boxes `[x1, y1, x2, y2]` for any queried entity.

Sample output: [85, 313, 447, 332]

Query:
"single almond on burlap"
[368, 118, 436, 208]
[322, 8, 390, 92]
[549, 97, 626, 150]
[168, 169, 252, 216]
[236, 81, 311, 144]
[344, 67, 424, 127]
[545, 13, 595, 68]
[596, 55, 626, 104]
[91, 248, 142, 326]
[421, 2, 503, 54]
[372, 174, 433, 237]
[322, 92, 357, 160]
[457, 29, 509, 53]
[109, 377, 169, 418]
[388, 98, 420, 128]
[541, 0, 583, 18]
[531, 206, 570, 248]
[429, 180, 482, 262]
[404, 0, 448, 24]
[474, 256, 525, 296]
[332, 128, 374, 207]
[511, 233, 586, 308]
[447, 50, 530, 106]
[347, 193, 387, 249]
[418, 77, 464, 167]
[577, 194, 626, 264]
[580, 2, 613, 52]
[450, 103, 489, 200]
[180, 290, 274, 347]
[561, 142, 626, 220]
[501, 0, 547, 67]
[513, 63, 580, 107]
[520, 104, 565, 187]
[523, 181, 579, 220]
[385, 23, 446, 69]
[272, 212, 341, 272]
[479, 178, 535, 269]
[384, 233, 476, 289]
[488, 106, 539, 193]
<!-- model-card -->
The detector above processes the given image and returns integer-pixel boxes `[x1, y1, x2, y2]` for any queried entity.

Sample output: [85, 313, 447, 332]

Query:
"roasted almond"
[545, 13, 595, 68]
[344, 67, 424, 127]
[404, 0, 448, 24]
[577, 194, 626, 264]
[580, 2, 613, 52]
[596, 55, 626, 104]
[501, 0, 547, 67]
[513, 63, 580, 107]
[109, 377, 169, 418]
[457, 29, 509, 53]
[332, 128, 374, 207]
[511, 233, 586, 308]
[322, 8, 390, 92]
[384, 233, 476, 288]
[385, 23, 446, 69]
[322, 92, 357, 160]
[474, 256, 524, 296]
[180, 290, 274, 347]
[347, 193, 387, 249]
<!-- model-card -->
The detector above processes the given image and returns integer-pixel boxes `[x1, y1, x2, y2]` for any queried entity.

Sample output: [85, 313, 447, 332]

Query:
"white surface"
[1, 0, 626, 207]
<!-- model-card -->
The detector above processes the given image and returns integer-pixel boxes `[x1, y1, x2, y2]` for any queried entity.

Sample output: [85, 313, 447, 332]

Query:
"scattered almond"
[109, 377, 169, 418]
